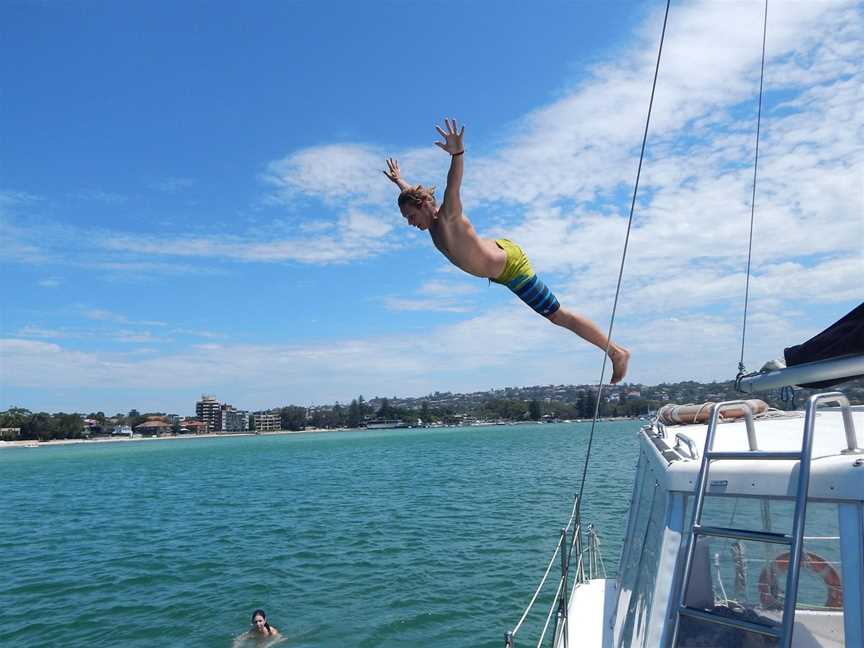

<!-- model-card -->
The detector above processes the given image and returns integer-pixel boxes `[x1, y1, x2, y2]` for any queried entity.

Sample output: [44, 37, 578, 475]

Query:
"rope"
[576, 0, 671, 509]
[509, 537, 563, 638]
[738, 0, 770, 377]
[536, 576, 565, 648]
[507, 497, 580, 640]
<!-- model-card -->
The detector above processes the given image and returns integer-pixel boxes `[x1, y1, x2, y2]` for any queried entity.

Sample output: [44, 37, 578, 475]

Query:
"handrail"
[587, 524, 607, 580]
[822, 401, 862, 454]
[674, 433, 699, 459]
[699, 400, 758, 449]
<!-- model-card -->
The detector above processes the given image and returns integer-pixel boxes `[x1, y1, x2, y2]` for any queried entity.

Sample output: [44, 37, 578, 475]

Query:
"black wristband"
[452, 150, 465, 156]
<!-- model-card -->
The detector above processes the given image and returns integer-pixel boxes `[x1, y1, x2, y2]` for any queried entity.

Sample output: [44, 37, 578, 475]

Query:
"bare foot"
[609, 345, 630, 384]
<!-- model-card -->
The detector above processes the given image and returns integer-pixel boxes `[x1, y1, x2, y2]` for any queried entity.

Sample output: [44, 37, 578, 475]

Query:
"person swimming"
[234, 608, 281, 646]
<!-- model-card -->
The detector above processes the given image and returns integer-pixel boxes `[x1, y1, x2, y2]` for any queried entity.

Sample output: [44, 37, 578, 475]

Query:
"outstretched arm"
[383, 158, 412, 192]
[435, 117, 465, 221]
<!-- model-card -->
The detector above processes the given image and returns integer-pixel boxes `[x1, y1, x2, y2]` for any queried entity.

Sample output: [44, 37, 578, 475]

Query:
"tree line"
[13, 377, 857, 440]
[0, 408, 181, 441]
[276, 391, 650, 431]
[1, 392, 653, 440]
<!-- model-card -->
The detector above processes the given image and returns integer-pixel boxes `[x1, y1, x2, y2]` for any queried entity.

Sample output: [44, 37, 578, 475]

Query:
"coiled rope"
[576, 0, 671, 508]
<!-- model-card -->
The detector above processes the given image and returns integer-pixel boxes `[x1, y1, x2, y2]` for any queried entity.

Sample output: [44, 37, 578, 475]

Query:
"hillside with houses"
[3, 378, 862, 441]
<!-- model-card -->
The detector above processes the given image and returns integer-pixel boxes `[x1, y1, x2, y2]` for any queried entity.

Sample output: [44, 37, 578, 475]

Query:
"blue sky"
[2, 0, 862, 416]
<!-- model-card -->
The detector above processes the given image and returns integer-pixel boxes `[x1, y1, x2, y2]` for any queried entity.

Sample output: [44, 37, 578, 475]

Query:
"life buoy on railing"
[758, 551, 843, 609]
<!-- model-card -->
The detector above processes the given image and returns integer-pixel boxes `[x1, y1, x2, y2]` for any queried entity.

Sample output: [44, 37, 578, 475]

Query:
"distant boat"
[364, 419, 408, 429]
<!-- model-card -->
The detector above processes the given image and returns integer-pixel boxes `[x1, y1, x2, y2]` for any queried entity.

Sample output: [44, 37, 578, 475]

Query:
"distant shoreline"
[0, 427, 350, 449]
[0, 418, 643, 450]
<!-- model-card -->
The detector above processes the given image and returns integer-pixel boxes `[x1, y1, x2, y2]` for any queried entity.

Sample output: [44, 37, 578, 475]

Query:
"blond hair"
[397, 184, 437, 208]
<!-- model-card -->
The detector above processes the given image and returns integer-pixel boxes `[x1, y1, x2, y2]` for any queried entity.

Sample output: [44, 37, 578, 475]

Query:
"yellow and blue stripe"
[492, 239, 560, 317]
[508, 274, 560, 317]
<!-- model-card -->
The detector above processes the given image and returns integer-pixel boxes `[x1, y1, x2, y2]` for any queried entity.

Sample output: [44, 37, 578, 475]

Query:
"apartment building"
[221, 407, 249, 432]
[195, 395, 222, 433]
[252, 411, 280, 432]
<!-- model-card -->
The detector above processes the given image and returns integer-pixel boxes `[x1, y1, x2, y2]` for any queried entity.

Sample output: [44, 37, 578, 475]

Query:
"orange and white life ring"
[758, 551, 843, 609]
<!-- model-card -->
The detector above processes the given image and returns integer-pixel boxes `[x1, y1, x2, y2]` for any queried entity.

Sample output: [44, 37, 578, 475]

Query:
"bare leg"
[547, 306, 630, 384]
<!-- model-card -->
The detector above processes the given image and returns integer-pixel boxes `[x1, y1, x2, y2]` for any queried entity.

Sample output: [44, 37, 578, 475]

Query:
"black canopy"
[784, 302, 864, 388]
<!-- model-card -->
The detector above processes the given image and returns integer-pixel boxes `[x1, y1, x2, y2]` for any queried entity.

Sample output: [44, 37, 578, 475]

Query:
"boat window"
[615, 454, 659, 646]
[613, 453, 650, 639]
[617, 463, 667, 647]
[676, 497, 845, 647]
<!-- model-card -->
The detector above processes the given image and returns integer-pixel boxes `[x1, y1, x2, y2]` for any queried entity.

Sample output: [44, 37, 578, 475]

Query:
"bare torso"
[429, 209, 506, 279]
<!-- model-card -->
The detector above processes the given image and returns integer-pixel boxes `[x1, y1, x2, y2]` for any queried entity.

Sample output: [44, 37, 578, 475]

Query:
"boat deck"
[667, 408, 862, 459]
[561, 578, 617, 648]
[653, 408, 864, 500]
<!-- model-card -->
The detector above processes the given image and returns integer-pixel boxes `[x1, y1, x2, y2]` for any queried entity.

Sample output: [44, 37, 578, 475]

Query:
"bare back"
[429, 209, 505, 280]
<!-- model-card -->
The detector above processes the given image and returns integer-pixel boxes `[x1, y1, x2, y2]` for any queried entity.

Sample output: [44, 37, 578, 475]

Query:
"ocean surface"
[0, 421, 641, 647]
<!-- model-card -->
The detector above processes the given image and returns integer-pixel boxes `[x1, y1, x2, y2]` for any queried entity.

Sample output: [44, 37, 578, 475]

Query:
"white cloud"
[79, 307, 130, 323]
[264, 144, 385, 205]
[383, 278, 482, 312]
[263, 144, 441, 207]
[112, 330, 169, 343]
[340, 208, 393, 238]
[16, 325, 72, 339]
[382, 297, 473, 313]
[0, 295, 784, 408]
[76, 306, 167, 328]
[0, 306, 587, 406]
[171, 328, 225, 340]
[0, 219, 51, 263]
[418, 280, 480, 297]
[92, 210, 398, 264]
[299, 220, 334, 233]
[0, 190, 42, 208]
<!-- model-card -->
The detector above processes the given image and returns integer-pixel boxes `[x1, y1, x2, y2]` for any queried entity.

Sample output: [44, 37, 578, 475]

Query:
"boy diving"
[384, 117, 629, 384]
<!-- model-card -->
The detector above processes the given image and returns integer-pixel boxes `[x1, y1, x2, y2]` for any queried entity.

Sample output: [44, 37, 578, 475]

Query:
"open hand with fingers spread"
[383, 157, 402, 185]
[435, 117, 465, 156]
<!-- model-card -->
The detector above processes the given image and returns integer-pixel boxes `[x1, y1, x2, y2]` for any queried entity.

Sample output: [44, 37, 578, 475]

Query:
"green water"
[0, 421, 640, 647]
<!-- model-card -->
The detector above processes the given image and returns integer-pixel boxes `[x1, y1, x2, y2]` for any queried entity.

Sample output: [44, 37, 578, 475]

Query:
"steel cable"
[738, 0, 770, 376]
[576, 0, 672, 509]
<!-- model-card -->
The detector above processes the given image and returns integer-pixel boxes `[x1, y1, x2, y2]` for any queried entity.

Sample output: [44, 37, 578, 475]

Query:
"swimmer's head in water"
[251, 609, 269, 633]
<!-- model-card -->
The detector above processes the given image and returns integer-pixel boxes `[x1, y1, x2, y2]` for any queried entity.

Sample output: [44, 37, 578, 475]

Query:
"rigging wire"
[738, 0, 770, 377]
[576, 0, 671, 507]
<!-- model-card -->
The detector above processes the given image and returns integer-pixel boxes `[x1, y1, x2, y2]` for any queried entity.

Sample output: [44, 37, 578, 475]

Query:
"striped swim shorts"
[491, 239, 560, 317]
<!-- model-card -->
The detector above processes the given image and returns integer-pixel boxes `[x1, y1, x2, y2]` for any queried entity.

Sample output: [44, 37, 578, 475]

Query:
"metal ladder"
[671, 392, 855, 647]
